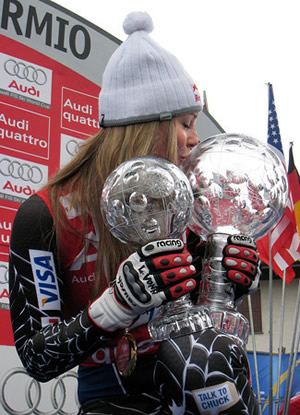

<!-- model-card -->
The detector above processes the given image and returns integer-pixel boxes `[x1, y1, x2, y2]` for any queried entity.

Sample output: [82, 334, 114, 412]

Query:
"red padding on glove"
[223, 257, 256, 277]
[168, 279, 196, 299]
[224, 245, 258, 264]
[151, 252, 193, 270]
[227, 270, 252, 287]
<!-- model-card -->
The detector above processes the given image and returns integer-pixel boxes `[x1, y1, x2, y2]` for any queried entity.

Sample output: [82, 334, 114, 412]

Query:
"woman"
[9, 11, 259, 414]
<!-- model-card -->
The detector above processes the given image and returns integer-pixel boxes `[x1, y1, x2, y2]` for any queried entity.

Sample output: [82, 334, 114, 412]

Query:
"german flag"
[288, 145, 300, 241]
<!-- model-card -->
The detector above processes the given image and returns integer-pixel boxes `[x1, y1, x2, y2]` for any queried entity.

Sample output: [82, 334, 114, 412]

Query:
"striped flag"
[256, 84, 300, 283]
[287, 145, 300, 240]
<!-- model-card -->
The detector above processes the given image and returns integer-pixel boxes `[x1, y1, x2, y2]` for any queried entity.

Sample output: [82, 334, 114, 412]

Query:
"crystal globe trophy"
[101, 156, 194, 245]
[101, 156, 213, 342]
[172, 132, 288, 347]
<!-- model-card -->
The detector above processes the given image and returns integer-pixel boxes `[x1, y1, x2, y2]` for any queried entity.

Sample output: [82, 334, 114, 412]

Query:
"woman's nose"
[188, 128, 199, 149]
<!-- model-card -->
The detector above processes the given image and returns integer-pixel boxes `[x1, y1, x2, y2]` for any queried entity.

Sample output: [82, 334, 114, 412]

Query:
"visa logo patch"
[29, 249, 61, 311]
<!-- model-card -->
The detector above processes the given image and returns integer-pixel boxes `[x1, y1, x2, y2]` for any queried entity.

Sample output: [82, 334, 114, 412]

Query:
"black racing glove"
[88, 239, 196, 332]
[222, 235, 261, 302]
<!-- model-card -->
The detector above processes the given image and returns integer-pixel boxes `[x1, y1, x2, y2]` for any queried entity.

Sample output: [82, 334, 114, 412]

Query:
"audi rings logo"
[4, 59, 47, 86]
[0, 368, 79, 415]
[0, 159, 43, 184]
[0, 264, 8, 284]
[66, 139, 81, 157]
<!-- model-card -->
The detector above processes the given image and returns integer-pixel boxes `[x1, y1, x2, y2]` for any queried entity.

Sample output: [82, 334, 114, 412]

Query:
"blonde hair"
[47, 120, 177, 295]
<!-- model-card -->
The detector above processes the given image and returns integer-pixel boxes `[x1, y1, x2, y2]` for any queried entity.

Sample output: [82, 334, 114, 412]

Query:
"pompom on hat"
[99, 11, 202, 127]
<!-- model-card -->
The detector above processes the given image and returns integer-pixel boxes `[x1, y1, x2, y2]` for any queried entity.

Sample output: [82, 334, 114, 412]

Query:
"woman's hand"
[223, 235, 261, 301]
[88, 239, 196, 331]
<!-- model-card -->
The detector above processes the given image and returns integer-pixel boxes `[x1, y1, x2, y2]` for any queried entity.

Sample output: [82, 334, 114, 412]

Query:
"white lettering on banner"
[29, 249, 61, 311]
[0, 220, 11, 231]
[0, 129, 47, 148]
[0, 220, 11, 245]
[0, 113, 29, 130]
[192, 382, 239, 415]
[72, 274, 96, 284]
[64, 98, 93, 115]
[0, 112, 47, 148]
[62, 111, 98, 128]
[0, 0, 91, 60]
[0, 102, 50, 155]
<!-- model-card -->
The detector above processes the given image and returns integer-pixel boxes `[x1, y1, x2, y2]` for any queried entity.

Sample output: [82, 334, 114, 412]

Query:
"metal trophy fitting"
[181, 133, 288, 348]
[101, 156, 212, 346]
[147, 293, 213, 341]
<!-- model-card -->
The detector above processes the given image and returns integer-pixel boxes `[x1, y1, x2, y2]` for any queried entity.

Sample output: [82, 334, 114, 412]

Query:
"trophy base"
[148, 297, 213, 342]
[207, 305, 250, 348]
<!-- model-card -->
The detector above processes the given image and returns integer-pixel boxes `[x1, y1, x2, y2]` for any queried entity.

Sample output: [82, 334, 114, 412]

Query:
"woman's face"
[154, 113, 199, 166]
[175, 113, 199, 166]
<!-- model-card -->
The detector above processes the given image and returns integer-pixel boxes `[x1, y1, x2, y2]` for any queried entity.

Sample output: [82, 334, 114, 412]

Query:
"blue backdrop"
[248, 352, 300, 414]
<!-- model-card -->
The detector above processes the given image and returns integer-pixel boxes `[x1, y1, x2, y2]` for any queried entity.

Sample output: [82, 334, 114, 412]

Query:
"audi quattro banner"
[0, 0, 120, 331]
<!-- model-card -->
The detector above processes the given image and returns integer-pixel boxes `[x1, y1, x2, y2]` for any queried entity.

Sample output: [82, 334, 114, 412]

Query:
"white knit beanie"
[99, 11, 202, 127]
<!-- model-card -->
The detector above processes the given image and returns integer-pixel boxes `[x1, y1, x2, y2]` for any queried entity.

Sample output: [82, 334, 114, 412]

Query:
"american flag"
[267, 83, 284, 160]
[256, 84, 300, 283]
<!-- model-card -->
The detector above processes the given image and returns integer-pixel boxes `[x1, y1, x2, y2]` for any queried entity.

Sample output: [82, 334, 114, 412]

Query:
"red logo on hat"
[193, 84, 201, 103]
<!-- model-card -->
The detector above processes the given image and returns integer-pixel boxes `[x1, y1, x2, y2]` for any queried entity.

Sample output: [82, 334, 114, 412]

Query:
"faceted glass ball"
[101, 156, 194, 246]
[181, 133, 288, 240]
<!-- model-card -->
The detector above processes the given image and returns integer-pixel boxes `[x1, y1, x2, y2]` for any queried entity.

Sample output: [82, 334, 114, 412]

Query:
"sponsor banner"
[0, 154, 48, 203]
[61, 87, 99, 136]
[0, 101, 51, 159]
[0, 52, 52, 108]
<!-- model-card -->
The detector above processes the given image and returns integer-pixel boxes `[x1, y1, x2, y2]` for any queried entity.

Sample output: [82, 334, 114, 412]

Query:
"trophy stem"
[196, 233, 250, 348]
[198, 233, 235, 308]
